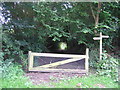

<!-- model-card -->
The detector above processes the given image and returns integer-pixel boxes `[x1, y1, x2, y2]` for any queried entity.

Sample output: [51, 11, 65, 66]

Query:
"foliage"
[32, 2, 95, 46]
[1, 2, 119, 88]
[2, 30, 27, 69]
[89, 49, 118, 82]
[2, 2, 120, 47]
[2, 2, 48, 52]
[1, 63, 37, 88]
[89, 49, 99, 68]
[31, 2, 120, 50]
[1, 2, 120, 71]
[2, 2, 120, 48]
[2, 61, 23, 79]
[97, 2, 120, 49]
[96, 52, 119, 82]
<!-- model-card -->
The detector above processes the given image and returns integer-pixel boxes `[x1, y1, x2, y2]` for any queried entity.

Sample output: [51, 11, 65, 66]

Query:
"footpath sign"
[93, 32, 109, 60]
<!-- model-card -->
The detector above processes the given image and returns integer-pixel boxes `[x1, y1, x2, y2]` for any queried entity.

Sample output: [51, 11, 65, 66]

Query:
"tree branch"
[95, 2, 102, 27]
[90, 5, 96, 21]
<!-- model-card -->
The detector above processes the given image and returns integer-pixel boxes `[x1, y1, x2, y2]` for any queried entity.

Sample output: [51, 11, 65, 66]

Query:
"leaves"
[97, 53, 118, 82]
[1, 2, 119, 72]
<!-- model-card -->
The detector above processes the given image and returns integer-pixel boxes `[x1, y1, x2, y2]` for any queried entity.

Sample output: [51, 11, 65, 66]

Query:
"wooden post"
[85, 48, 89, 73]
[93, 32, 109, 60]
[28, 51, 34, 71]
[100, 32, 102, 60]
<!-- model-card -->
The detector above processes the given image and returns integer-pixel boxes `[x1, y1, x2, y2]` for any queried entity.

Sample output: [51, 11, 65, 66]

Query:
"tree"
[1, 2, 119, 69]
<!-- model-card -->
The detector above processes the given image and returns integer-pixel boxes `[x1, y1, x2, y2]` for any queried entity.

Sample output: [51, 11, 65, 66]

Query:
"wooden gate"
[28, 48, 89, 73]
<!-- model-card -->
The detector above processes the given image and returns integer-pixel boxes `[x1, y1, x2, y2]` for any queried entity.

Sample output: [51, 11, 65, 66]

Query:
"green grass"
[1, 76, 37, 88]
[1, 74, 118, 88]
[1, 63, 38, 88]
[1, 63, 118, 88]
[37, 74, 118, 88]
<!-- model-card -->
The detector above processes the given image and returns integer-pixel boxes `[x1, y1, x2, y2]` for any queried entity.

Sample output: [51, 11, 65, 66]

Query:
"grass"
[1, 63, 118, 88]
[37, 74, 118, 88]
[1, 73, 118, 88]
[1, 63, 38, 88]
[1, 77, 34, 88]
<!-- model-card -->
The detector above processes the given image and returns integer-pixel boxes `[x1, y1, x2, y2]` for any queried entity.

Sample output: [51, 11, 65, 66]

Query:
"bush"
[1, 61, 35, 88]
[2, 31, 28, 70]
[2, 60, 24, 79]
[89, 49, 99, 68]
[96, 52, 118, 82]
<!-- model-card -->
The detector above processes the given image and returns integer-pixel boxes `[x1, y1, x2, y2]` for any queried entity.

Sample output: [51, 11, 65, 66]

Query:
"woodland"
[0, 2, 120, 88]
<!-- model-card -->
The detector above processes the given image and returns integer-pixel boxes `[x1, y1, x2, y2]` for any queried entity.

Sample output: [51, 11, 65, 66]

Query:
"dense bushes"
[96, 53, 119, 82]
[1, 62, 34, 88]
[2, 61, 23, 79]
[89, 49, 99, 68]
[2, 31, 28, 70]
[89, 49, 118, 82]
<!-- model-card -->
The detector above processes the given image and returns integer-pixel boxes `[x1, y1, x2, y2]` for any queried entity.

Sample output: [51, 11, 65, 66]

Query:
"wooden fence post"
[28, 51, 33, 71]
[85, 48, 89, 74]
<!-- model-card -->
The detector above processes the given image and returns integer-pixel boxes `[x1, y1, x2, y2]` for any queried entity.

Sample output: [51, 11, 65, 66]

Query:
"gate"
[28, 48, 89, 73]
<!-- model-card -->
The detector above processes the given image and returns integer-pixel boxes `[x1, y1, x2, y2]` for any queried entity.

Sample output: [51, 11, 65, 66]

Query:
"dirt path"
[25, 72, 86, 85]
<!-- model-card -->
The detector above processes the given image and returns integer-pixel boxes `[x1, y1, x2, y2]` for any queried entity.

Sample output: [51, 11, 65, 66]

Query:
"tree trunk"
[90, 2, 102, 34]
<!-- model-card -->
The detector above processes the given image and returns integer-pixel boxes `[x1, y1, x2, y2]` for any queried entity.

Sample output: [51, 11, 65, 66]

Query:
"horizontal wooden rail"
[31, 52, 86, 58]
[29, 68, 87, 73]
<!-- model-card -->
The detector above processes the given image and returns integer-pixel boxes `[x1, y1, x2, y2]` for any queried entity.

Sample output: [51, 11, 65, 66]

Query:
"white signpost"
[93, 32, 109, 60]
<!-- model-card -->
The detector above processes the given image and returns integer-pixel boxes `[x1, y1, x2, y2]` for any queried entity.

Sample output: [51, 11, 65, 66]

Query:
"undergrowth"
[96, 52, 119, 82]
[89, 49, 119, 82]
[1, 62, 37, 88]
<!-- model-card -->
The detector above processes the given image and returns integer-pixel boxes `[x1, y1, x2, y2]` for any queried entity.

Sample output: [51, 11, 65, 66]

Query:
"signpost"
[93, 32, 109, 60]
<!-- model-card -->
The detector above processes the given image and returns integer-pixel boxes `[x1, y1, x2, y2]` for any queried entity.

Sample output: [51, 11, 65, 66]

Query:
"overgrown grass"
[1, 62, 37, 88]
[37, 74, 118, 88]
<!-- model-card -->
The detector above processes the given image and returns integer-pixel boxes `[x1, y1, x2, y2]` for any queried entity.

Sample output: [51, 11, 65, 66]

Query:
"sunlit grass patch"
[44, 74, 118, 88]
[1, 74, 118, 88]
[1, 76, 36, 88]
